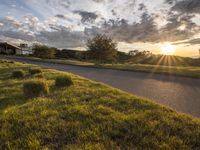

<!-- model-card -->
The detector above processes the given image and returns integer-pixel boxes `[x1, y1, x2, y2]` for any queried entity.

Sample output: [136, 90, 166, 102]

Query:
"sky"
[0, 0, 200, 57]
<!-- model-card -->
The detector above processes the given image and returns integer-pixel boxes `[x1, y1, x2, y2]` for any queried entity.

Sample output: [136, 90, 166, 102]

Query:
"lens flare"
[161, 43, 176, 55]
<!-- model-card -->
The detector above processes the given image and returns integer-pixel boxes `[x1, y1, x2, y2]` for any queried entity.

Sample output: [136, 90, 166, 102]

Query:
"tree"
[33, 45, 55, 59]
[129, 50, 152, 57]
[87, 34, 117, 63]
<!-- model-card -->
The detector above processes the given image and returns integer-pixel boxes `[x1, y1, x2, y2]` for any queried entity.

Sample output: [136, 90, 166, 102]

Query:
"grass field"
[2, 55, 200, 78]
[102, 64, 200, 78]
[0, 59, 200, 149]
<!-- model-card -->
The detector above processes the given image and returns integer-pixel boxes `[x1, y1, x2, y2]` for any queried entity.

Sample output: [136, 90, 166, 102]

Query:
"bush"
[29, 68, 42, 75]
[23, 79, 49, 97]
[12, 70, 25, 78]
[33, 73, 44, 78]
[33, 45, 56, 59]
[8, 61, 14, 64]
[55, 76, 73, 87]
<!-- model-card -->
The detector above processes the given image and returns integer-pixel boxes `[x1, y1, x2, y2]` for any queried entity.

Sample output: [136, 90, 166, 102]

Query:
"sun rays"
[161, 43, 176, 55]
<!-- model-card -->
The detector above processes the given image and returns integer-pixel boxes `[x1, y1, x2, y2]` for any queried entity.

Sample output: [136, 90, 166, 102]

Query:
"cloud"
[85, 13, 161, 43]
[0, 16, 38, 41]
[74, 10, 99, 24]
[85, 10, 200, 44]
[92, 0, 105, 3]
[138, 3, 147, 11]
[0, 16, 86, 48]
[59, 0, 71, 8]
[174, 38, 200, 45]
[55, 14, 67, 19]
[1, 16, 22, 28]
[0, 0, 199, 50]
[173, 0, 200, 14]
[46, 0, 71, 9]
[0, 30, 35, 41]
[111, 9, 117, 16]
[160, 12, 200, 41]
[92, 0, 114, 3]
[167, 0, 200, 14]
[37, 25, 86, 48]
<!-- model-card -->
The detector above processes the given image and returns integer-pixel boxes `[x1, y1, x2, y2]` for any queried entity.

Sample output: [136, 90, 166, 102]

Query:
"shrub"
[12, 70, 25, 78]
[23, 79, 49, 97]
[8, 61, 14, 64]
[55, 75, 73, 87]
[33, 45, 56, 59]
[29, 68, 42, 75]
[33, 73, 44, 78]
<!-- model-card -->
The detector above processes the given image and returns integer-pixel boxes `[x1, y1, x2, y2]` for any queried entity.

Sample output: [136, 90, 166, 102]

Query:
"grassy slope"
[0, 60, 200, 150]
[2, 55, 200, 78]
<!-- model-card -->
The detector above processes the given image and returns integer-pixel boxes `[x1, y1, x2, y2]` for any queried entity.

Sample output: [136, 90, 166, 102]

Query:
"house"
[0, 42, 21, 55]
[0, 42, 33, 55]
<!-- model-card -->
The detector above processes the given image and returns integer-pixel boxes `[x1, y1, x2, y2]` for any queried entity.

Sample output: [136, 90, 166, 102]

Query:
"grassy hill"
[0, 59, 200, 149]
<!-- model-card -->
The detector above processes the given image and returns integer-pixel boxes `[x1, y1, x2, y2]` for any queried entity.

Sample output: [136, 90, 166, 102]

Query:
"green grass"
[101, 64, 200, 78]
[12, 55, 94, 66]
[2, 55, 200, 78]
[0, 59, 200, 149]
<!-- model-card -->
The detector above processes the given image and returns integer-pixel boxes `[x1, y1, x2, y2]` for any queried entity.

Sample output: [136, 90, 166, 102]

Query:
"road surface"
[2, 57, 200, 117]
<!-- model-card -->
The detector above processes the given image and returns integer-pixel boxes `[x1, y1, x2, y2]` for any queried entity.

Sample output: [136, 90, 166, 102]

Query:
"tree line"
[32, 34, 200, 66]
[33, 34, 152, 62]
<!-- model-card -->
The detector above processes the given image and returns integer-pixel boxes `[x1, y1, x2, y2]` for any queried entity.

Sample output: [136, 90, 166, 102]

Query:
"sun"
[161, 43, 176, 55]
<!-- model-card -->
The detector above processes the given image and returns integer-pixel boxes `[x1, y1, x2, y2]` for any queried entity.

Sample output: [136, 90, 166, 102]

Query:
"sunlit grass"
[0, 60, 200, 149]
[3, 55, 200, 78]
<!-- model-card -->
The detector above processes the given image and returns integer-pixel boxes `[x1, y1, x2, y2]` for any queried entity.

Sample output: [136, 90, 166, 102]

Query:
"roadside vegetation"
[3, 55, 200, 78]
[55, 75, 73, 87]
[1, 34, 200, 78]
[12, 69, 25, 78]
[23, 79, 49, 98]
[102, 63, 200, 78]
[33, 45, 56, 59]
[0, 59, 200, 149]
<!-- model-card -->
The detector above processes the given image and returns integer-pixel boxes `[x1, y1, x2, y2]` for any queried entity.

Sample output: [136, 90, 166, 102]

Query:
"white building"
[19, 43, 33, 55]
[0, 42, 33, 56]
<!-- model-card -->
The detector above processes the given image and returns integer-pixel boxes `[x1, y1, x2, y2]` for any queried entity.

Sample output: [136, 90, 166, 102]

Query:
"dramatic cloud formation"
[171, 0, 200, 14]
[85, 13, 160, 43]
[0, 0, 199, 55]
[38, 25, 86, 48]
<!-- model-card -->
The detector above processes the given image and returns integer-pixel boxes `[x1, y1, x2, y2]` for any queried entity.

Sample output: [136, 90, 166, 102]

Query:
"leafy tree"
[87, 34, 117, 63]
[33, 45, 55, 59]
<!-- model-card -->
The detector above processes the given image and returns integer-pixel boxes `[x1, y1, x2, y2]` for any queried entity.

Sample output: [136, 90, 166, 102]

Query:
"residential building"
[0, 42, 21, 55]
[0, 42, 33, 55]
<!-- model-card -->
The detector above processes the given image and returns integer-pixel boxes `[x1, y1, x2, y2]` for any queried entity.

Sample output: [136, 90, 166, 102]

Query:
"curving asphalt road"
[3, 57, 200, 117]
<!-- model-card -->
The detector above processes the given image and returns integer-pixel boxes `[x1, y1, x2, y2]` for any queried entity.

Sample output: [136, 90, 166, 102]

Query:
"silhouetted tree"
[87, 34, 117, 63]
